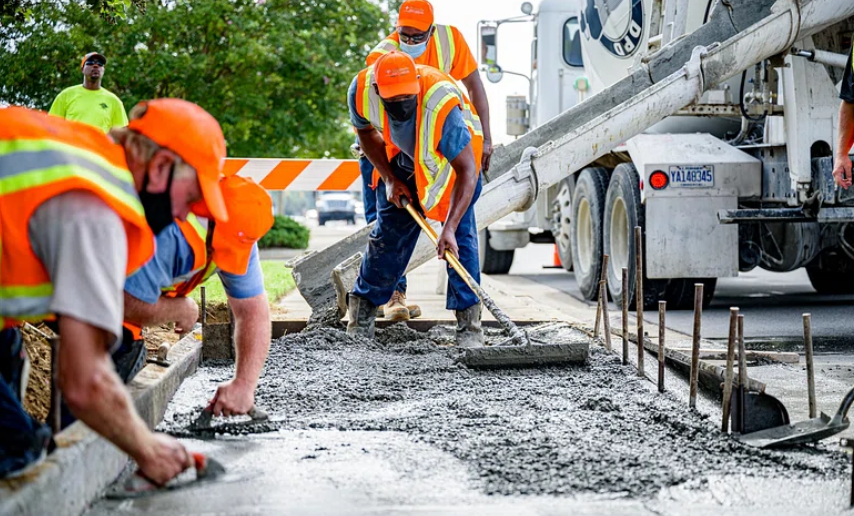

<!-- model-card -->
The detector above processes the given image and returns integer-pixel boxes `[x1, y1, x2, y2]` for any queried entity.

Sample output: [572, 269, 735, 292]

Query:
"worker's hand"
[137, 433, 193, 486]
[207, 378, 255, 418]
[834, 154, 853, 190]
[437, 227, 459, 261]
[384, 176, 410, 209]
[481, 139, 494, 173]
[174, 297, 199, 335]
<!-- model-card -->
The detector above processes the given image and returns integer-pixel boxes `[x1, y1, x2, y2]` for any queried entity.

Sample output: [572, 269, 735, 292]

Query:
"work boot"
[377, 303, 422, 319]
[347, 295, 377, 340]
[384, 291, 410, 322]
[455, 304, 484, 348]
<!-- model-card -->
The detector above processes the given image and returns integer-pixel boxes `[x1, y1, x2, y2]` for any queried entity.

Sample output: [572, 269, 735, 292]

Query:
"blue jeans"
[360, 154, 407, 294]
[353, 162, 482, 311]
[0, 328, 52, 478]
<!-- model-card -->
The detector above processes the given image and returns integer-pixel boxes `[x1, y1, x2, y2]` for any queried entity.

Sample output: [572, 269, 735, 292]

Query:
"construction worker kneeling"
[347, 51, 484, 347]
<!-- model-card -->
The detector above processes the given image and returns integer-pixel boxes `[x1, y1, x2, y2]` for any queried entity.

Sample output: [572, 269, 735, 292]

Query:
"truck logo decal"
[580, 0, 644, 59]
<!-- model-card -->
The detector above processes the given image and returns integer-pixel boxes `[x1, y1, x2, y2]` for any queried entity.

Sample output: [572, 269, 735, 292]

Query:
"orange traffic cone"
[544, 244, 562, 269]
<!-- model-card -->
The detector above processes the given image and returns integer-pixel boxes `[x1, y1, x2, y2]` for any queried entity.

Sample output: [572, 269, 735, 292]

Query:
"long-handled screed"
[401, 198, 587, 368]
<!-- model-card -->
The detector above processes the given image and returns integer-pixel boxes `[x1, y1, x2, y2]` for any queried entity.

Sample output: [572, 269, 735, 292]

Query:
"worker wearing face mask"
[347, 51, 484, 347]
[354, 0, 493, 323]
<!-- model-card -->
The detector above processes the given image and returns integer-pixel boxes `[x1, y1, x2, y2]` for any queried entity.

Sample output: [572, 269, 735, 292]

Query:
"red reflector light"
[649, 170, 669, 190]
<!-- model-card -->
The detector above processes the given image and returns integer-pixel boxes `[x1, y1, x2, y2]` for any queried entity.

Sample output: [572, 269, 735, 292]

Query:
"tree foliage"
[0, 0, 390, 158]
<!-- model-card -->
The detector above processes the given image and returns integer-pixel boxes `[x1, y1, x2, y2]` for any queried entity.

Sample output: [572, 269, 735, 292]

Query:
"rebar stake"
[658, 301, 666, 393]
[600, 280, 612, 351]
[721, 307, 739, 433]
[594, 254, 610, 338]
[842, 438, 854, 508]
[804, 313, 816, 419]
[621, 267, 629, 366]
[634, 226, 644, 377]
[689, 283, 703, 409]
[49, 337, 61, 435]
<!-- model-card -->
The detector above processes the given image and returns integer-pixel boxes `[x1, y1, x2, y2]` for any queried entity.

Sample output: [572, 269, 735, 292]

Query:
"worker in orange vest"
[347, 51, 484, 346]
[122, 175, 274, 418]
[353, 0, 493, 322]
[0, 99, 229, 485]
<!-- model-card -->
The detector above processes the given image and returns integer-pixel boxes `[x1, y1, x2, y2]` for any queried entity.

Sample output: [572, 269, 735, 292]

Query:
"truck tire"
[479, 229, 514, 275]
[552, 177, 575, 272]
[603, 163, 667, 310]
[806, 253, 854, 294]
[664, 278, 717, 310]
[570, 167, 609, 300]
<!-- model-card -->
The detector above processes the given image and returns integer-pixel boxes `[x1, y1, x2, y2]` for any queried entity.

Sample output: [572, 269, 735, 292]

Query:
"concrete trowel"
[105, 452, 226, 499]
[186, 406, 270, 436]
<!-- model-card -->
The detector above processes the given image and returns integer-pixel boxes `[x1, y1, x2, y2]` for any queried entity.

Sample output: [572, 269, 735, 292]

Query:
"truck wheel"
[479, 229, 514, 275]
[570, 167, 609, 300]
[664, 278, 717, 310]
[552, 177, 575, 272]
[806, 254, 854, 294]
[603, 163, 667, 310]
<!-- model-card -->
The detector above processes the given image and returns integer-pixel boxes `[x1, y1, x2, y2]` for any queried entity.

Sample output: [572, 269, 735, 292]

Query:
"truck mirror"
[485, 64, 504, 84]
[478, 22, 498, 68]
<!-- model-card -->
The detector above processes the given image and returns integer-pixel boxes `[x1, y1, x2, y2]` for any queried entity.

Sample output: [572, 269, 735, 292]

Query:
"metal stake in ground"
[622, 267, 629, 366]
[634, 226, 644, 377]
[600, 280, 612, 351]
[689, 283, 703, 409]
[721, 307, 739, 433]
[736, 314, 747, 433]
[49, 337, 61, 435]
[594, 254, 610, 338]
[658, 301, 666, 393]
[804, 313, 816, 419]
[842, 438, 854, 508]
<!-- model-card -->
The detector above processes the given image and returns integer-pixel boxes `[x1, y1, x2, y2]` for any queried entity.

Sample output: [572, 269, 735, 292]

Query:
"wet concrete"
[149, 324, 847, 503]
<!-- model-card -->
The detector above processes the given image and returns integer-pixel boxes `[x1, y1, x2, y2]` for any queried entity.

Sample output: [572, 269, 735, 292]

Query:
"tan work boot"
[377, 302, 422, 319]
[384, 290, 411, 322]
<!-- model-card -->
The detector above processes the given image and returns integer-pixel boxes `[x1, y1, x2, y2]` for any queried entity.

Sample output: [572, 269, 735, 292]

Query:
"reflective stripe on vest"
[161, 214, 210, 292]
[361, 68, 386, 131]
[370, 25, 455, 74]
[0, 139, 146, 325]
[418, 81, 483, 214]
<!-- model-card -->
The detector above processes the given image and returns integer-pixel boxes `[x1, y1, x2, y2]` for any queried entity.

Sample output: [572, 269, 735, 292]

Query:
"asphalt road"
[508, 243, 854, 348]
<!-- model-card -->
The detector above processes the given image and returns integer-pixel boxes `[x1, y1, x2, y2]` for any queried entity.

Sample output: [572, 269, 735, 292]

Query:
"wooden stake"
[736, 314, 747, 433]
[49, 337, 62, 435]
[621, 267, 629, 366]
[634, 226, 644, 377]
[689, 283, 703, 409]
[721, 307, 739, 433]
[600, 280, 612, 351]
[803, 313, 816, 419]
[594, 254, 610, 338]
[658, 301, 666, 393]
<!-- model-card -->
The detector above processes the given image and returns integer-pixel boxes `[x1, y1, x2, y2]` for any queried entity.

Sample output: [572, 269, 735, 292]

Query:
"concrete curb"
[0, 330, 203, 516]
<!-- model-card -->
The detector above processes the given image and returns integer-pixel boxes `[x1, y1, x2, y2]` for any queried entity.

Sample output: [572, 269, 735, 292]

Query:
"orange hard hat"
[128, 98, 229, 223]
[373, 51, 419, 99]
[211, 175, 273, 275]
[81, 52, 106, 68]
[397, 0, 434, 32]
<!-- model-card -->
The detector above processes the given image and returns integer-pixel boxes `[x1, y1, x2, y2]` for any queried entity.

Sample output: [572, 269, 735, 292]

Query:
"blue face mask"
[400, 40, 428, 59]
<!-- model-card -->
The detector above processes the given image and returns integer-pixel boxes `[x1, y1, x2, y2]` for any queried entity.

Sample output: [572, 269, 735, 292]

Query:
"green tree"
[0, 0, 389, 158]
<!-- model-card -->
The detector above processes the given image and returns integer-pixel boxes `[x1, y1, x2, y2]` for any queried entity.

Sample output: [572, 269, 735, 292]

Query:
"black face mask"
[382, 96, 418, 122]
[139, 165, 175, 235]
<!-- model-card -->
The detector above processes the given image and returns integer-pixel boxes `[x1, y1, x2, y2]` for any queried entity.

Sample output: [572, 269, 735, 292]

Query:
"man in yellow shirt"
[49, 52, 128, 133]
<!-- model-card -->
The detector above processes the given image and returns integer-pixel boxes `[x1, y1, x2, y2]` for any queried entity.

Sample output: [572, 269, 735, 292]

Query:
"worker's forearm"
[445, 147, 479, 232]
[123, 293, 184, 327]
[57, 316, 154, 463]
[463, 74, 492, 144]
[228, 293, 271, 390]
[357, 128, 395, 181]
[837, 101, 854, 161]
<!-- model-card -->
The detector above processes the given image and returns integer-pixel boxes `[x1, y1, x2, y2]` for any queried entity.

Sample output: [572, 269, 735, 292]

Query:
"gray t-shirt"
[28, 190, 128, 345]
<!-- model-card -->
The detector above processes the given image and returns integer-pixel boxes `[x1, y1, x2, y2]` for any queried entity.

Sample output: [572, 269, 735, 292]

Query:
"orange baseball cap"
[373, 51, 419, 99]
[81, 52, 106, 68]
[397, 0, 434, 32]
[211, 176, 273, 275]
[128, 98, 229, 223]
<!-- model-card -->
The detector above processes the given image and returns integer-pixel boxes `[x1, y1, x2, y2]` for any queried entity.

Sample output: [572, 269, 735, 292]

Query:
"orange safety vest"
[0, 107, 154, 329]
[367, 25, 473, 81]
[124, 216, 216, 340]
[354, 65, 484, 221]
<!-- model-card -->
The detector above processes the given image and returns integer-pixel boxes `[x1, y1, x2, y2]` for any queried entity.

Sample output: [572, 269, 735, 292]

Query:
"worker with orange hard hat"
[121, 175, 274, 419]
[0, 98, 228, 485]
[347, 51, 485, 347]
[353, 0, 493, 323]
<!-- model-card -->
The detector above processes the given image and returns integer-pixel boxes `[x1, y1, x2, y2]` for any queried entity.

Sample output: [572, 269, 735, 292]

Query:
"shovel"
[401, 198, 587, 368]
[739, 386, 854, 449]
[106, 452, 226, 499]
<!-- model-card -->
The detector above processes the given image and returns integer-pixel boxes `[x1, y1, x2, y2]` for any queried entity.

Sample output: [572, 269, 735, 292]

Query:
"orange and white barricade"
[223, 158, 362, 191]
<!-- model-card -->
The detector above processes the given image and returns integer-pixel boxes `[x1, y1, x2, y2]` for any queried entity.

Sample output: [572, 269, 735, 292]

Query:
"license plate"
[668, 165, 714, 188]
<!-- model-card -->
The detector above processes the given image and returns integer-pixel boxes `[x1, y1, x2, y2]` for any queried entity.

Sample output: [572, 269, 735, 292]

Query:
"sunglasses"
[84, 60, 105, 66]
[398, 27, 432, 44]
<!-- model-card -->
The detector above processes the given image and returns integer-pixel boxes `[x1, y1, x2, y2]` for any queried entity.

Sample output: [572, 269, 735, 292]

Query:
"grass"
[189, 261, 296, 306]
